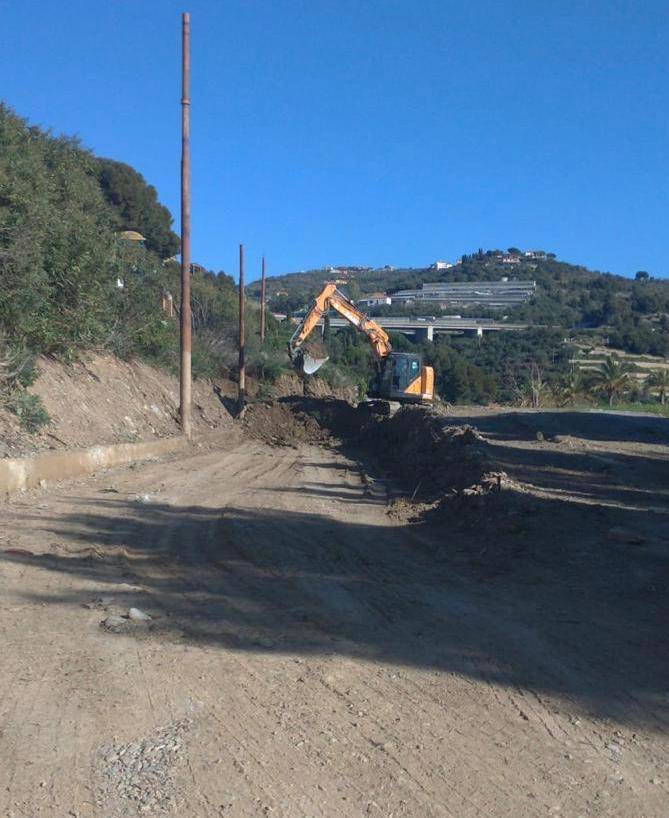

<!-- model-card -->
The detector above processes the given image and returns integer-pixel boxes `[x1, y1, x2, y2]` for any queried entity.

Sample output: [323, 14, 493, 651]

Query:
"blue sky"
[4, 0, 668, 281]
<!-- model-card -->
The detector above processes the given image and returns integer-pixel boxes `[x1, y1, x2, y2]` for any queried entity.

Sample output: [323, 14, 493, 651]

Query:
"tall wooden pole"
[179, 11, 192, 438]
[260, 255, 266, 342]
[238, 244, 246, 407]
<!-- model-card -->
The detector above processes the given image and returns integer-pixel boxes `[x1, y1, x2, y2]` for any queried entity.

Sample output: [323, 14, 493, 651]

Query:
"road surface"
[0, 427, 667, 817]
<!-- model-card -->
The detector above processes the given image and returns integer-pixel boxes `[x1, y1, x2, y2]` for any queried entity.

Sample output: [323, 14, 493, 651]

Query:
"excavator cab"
[373, 353, 434, 403]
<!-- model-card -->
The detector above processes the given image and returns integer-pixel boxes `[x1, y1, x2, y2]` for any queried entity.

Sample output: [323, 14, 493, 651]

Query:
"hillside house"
[357, 293, 392, 308]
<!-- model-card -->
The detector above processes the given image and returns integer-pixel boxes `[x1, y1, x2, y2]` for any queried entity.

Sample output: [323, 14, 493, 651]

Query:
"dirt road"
[1, 417, 667, 817]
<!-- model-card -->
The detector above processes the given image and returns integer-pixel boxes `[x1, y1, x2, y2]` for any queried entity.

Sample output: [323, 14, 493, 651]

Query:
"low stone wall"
[0, 436, 188, 495]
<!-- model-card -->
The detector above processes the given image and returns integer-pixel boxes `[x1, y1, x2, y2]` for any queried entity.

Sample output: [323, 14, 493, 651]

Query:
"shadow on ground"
[3, 464, 667, 731]
[447, 409, 668, 444]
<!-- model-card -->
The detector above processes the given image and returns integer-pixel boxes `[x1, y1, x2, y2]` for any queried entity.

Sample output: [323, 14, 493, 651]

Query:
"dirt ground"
[0, 404, 667, 817]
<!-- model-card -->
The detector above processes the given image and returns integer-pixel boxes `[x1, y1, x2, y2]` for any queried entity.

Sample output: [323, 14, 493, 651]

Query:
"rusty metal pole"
[260, 255, 266, 342]
[238, 244, 246, 407]
[179, 11, 192, 439]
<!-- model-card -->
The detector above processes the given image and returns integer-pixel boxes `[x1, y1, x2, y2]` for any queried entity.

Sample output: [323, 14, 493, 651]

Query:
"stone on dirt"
[128, 607, 152, 621]
[101, 615, 127, 633]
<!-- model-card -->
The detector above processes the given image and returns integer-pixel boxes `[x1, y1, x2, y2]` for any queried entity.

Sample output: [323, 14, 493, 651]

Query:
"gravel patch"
[96, 717, 192, 815]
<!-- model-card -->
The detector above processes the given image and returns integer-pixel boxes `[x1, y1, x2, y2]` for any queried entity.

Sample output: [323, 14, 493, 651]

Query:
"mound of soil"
[241, 400, 332, 447]
[270, 373, 359, 403]
[240, 397, 504, 508]
[362, 406, 498, 503]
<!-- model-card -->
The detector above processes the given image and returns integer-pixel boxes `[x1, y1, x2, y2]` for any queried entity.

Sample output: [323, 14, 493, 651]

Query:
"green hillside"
[0, 104, 285, 429]
[247, 252, 669, 408]
[250, 253, 669, 357]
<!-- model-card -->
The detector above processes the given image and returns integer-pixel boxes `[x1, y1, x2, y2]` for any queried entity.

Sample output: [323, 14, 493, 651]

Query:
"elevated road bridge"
[321, 315, 528, 341]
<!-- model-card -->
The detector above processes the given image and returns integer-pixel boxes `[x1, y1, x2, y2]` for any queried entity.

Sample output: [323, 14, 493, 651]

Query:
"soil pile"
[241, 397, 504, 507]
[361, 406, 498, 502]
[270, 373, 359, 403]
[241, 400, 332, 447]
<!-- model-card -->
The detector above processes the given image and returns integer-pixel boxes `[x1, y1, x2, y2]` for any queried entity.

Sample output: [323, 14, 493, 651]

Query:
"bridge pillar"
[414, 326, 434, 343]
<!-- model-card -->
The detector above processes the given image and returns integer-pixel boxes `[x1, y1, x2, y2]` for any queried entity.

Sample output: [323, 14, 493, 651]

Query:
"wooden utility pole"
[238, 244, 246, 407]
[179, 11, 192, 438]
[260, 255, 266, 342]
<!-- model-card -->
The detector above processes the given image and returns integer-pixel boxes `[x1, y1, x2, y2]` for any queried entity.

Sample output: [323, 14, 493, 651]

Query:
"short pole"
[238, 243, 246, 407]
[260, 255, 266, 342]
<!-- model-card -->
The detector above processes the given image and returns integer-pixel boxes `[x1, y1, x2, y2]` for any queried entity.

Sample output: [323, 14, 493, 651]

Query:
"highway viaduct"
[320, 316, 528, 341]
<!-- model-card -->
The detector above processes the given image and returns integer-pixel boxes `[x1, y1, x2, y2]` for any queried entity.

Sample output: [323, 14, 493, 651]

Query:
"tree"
[553, 368, 591, 406]
[96, 159, 179, 258]
[591, 356, 633, 406]
[0, 104, 122, 353]
[647, 369, 669, 405]
[635, 270, 650, 281]
[507, 247, 521, 256]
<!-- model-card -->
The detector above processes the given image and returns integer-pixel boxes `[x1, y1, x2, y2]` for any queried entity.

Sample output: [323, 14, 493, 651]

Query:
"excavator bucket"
[300, 350, 329, 375]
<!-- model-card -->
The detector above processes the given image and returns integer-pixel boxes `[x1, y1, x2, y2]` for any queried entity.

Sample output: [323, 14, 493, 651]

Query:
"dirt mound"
[241, 400, 332, 447]
[0, 353, 232, 458]
[270, 373, 358, 403]
[240, 398, 503, 511]
[362, 406, 498, 503]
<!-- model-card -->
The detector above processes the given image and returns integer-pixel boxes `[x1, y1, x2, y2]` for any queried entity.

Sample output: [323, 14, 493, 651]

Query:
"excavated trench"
[241, 397, 507, 510]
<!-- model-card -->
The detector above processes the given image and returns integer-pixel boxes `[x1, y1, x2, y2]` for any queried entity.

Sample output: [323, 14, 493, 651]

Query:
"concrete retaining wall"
[0, 436, 188, 495]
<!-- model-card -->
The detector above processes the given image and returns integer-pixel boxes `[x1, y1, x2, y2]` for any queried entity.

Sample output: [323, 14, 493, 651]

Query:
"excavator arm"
[288, 283, 392, 372]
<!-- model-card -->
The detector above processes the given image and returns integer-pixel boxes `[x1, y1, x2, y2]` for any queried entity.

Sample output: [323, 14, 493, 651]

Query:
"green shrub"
[6, 391, 50, 432]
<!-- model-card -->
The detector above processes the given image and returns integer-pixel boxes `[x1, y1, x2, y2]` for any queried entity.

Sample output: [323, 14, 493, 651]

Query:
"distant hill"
[248, 251, 669, 357]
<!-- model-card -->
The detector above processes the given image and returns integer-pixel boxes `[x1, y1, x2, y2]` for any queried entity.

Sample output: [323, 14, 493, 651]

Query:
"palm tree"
[553, 368, 591, 407]
[591, 356, 633, 407]
[647, 369, 669, 405]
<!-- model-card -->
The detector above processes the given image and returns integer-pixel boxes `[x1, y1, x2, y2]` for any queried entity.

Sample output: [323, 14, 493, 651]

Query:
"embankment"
[0, 353, 232, 459]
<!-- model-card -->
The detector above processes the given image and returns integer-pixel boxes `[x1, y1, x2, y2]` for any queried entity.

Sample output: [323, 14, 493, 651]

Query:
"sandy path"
[0, 435, 666, 817]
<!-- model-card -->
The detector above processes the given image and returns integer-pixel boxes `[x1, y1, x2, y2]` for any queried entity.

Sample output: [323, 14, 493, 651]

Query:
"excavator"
[288, 282, 434, 404]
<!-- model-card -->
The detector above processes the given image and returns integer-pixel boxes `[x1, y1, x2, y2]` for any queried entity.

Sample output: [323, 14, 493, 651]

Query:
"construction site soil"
[242, 397, 505, 508]
[1, 389, 667, 817]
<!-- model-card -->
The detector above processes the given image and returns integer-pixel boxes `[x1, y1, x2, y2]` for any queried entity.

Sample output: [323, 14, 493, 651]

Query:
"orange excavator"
[288, 282, 434, 403]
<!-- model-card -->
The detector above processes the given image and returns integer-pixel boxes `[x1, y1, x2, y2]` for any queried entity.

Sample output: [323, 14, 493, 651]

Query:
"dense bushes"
[0, 105, 268, 429]
[96, 159, 180, 258]
[0, 105, 121, 353]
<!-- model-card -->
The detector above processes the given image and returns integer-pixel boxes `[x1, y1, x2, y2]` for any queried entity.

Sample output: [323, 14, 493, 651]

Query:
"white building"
[391, 279, 536, 309]
[357, 293, 392, 308]
[431, 260, 453, 270]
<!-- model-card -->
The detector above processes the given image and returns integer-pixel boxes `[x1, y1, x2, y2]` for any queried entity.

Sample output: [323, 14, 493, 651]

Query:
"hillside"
[0, 104, 294, 435]
[0, 353, 234, 459]
[249, 252, 669, 357]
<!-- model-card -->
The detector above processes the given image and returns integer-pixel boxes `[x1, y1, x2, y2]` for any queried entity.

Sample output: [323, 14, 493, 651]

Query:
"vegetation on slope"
[249, 248, 669, 409]
[0, 104, 287, 429]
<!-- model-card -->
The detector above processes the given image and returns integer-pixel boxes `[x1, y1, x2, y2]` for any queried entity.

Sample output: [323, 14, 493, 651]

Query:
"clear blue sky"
[4, 0, 668, 281]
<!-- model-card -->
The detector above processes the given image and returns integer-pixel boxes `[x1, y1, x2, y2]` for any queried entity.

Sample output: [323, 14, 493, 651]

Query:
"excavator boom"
[288, 283, 392, 372]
